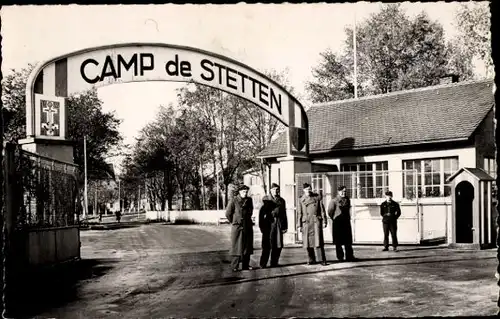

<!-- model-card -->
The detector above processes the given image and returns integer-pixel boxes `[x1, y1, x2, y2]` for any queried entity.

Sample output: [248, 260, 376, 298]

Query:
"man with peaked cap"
[297, 183, 328, 266]
[328, 186, 356, 262]
[226, 184, 255, 271]
[380, 190, 401, 252]
[259, 183, 288, 268]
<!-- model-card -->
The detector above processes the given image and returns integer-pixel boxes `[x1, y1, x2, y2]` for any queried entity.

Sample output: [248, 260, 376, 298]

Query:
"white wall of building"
[263, 146, 477, 245]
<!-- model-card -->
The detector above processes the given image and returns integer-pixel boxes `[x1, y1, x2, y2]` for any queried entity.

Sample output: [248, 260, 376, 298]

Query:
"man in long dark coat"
[226, 184, 254, 272]
[327, 186, 356, 262]
[297, 183, 328, 266]
[259, 183, 288, 268]
[380, 190, 401, 252]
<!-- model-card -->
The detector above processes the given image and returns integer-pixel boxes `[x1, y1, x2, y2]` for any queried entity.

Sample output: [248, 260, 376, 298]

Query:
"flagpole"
[83, 135, 88, 219]
[353, 9, 358, 99]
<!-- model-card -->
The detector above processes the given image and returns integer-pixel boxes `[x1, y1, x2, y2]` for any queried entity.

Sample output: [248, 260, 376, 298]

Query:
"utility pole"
[83, 136, 88, 219]
[118, 178, 121, 212]
[137, 183, 140, 219]
[216, 170, 220, 211]
[95, 186, 98, 216]
[200, 163, 205, 210]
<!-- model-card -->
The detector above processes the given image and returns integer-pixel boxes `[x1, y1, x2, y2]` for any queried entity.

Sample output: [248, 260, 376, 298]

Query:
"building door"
[455, 181, 474, 243]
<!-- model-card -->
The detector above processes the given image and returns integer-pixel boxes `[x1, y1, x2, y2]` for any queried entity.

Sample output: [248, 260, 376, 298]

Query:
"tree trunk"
[224, 182, 230, 206]
[260, 161, 268, 194]
[180, 192, 185, 211]
[164, 167, 174, 211]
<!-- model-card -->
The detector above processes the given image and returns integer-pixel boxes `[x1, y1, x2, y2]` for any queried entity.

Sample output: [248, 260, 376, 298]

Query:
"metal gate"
[295, 170, 421, 244]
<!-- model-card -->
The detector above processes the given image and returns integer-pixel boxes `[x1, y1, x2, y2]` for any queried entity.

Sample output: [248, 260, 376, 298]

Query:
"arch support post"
[277, 155, 312, 245]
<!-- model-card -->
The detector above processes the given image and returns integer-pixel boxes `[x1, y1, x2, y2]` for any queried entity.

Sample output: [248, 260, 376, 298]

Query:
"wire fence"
[7, 145, 81, 230]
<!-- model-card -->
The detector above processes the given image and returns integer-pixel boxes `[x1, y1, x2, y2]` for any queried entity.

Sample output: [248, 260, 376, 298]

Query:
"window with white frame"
[403, 157, 458, 198]
[484, 157, 497, 201]
[484, 157, 497, 179]
[340, 162, 389, 198]
[311, 174, 324, 197]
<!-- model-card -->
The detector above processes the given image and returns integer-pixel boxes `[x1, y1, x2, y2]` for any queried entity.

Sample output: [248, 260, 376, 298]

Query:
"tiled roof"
[258, 79, 495, 158]
[447, 167, 495, 182]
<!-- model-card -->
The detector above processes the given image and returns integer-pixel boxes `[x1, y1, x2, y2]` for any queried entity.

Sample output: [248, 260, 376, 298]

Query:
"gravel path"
[36, 223, 498, 318]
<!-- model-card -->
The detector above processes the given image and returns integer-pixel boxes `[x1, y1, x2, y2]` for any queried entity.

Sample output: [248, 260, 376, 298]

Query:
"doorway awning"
[446, 167, 495, 183]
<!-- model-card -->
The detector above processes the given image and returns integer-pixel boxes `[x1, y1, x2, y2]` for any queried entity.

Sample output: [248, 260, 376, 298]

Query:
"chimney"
[439, 74, 459, 85]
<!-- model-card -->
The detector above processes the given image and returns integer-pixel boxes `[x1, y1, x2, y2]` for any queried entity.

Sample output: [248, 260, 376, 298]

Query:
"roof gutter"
[257, 137, 471, 159]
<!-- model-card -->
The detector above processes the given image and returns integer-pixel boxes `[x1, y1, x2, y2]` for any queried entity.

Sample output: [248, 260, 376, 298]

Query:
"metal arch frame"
[25, 42, 310, 150]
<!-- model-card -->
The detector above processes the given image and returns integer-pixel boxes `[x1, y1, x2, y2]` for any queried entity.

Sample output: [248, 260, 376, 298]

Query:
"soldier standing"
[380, 191, 401, 251]
[297, 183, 328, 266]
[259, 183, 288, 268]
[328, 186, 356, 262]
[226, 185, 255, 271]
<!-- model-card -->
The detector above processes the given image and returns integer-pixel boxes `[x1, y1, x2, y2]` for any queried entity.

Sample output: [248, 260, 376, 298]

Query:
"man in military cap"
[297, 183, 328, 266]
[226, 184, 255, 271]
[259, 183, 287, 268]
[328, 186, 356, 262]
[380, 190, 401, 251]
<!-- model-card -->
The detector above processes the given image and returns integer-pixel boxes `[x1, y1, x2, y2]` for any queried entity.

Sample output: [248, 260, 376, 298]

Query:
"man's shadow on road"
[197, 254, 496, 289]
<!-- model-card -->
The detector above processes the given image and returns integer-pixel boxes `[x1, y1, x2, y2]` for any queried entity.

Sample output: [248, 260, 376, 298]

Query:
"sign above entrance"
[25, 43, 309, 157]
[34, 94, 66, 139]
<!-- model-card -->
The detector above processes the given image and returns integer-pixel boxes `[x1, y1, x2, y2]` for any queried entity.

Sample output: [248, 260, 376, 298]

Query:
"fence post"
[3, 143, 17, 315]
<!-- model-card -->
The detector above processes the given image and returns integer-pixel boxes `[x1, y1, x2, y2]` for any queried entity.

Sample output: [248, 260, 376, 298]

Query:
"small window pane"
[432, 159, 440, 171]
[444, 185, 452, 197]
[424, 160, 432, 172]
[444, 159, 451, 172]
[425, 173, 432, 185]
[405, 161, 414, 170]
[432, 173, 440, 184]
[415, 161, 422, 171]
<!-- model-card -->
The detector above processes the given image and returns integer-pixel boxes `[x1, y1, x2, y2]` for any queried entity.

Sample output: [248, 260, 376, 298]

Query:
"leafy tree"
[167, 108, 214, 209]
[1, 65, 122, 180]
[453, 2, 493, 78]
[121, 103, 214, 211]
[232, 69, 294, 191]
[68, 89, 122, 179]
[1, 64, 35, 143]
[176, 70, 293, 200]
[177, 85, 241, 203]
[306, 4, 475, 103]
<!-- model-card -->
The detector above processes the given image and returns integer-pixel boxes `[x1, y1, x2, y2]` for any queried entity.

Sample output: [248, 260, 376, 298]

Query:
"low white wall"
[298, 199, 450, 245]
[420, 200, 450, 240]
[146, 210, 228, 224]
[350, 202, 421, 244]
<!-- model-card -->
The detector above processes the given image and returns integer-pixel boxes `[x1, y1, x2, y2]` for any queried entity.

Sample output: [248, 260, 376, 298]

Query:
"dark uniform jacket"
[380, 200, 401, 223]
[226, 195, 254, 256]
[259, 195, 287, 249]
[328, 195, 353, 245]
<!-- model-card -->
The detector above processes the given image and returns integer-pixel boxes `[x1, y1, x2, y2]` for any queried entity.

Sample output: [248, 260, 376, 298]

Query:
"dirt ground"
[33, 223, 498, 318]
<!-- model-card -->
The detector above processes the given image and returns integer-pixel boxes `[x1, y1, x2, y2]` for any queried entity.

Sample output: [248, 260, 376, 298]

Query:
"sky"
[1, 2, 475, 172]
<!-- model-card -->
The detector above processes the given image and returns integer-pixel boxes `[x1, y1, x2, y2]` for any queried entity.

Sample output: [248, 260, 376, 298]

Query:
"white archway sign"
[24, 43, 309, 158]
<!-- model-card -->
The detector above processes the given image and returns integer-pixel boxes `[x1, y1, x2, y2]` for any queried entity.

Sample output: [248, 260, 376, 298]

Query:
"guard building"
[257, 79, 496, 248]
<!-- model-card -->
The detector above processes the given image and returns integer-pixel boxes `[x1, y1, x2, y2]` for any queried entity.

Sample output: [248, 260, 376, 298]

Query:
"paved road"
[37, 223, 498, 318]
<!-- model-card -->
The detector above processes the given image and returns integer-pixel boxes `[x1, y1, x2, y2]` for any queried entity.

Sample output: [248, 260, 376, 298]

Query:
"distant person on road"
[380, 191, 401, 251]
[259, 183, 287, 268]
[297, 183, 328, 266]
[328, 186, 356, 262]
[115, 210, 122, 223]
[226, 184, 255, 272]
